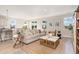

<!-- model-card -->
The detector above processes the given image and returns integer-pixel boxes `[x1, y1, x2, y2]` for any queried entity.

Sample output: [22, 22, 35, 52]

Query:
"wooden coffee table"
[40, 35, 59, 49]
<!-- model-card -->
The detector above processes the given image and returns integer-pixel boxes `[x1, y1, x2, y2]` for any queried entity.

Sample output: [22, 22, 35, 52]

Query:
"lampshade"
[23, 23, 27, 26]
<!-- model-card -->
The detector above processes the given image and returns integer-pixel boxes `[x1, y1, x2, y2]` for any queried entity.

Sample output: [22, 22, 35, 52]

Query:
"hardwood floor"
[0, 38, 74, 54]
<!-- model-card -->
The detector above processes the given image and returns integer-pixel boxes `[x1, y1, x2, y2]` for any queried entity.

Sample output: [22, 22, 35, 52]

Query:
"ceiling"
[0, 5, 77, 20]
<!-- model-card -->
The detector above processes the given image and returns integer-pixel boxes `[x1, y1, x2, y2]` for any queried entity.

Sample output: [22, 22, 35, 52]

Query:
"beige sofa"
[22, 29, 46, 44]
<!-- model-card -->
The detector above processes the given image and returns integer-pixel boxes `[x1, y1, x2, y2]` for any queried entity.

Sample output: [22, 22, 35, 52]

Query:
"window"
[42, 21, 46, 23]
[64, 16, 75, 30]
[32, 25, 37, 30]
[42, 20, 47, 29]
[10, 19, 16, 29]
[31, 21, 37, 30]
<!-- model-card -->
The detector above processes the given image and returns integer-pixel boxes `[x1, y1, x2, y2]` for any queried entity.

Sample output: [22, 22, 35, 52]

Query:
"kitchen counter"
[0, 28, 13, 41]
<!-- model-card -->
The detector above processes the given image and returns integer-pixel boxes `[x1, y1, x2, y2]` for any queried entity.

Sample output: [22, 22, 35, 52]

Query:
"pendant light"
[6, 9, 8, 28]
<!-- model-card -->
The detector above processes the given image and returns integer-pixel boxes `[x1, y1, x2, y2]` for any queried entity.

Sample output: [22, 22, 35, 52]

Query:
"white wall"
[25, 13, 73, 38]
[0, 13, 73, 38]
[0, 15, 7, 28]
[41, 14, 73, 38]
